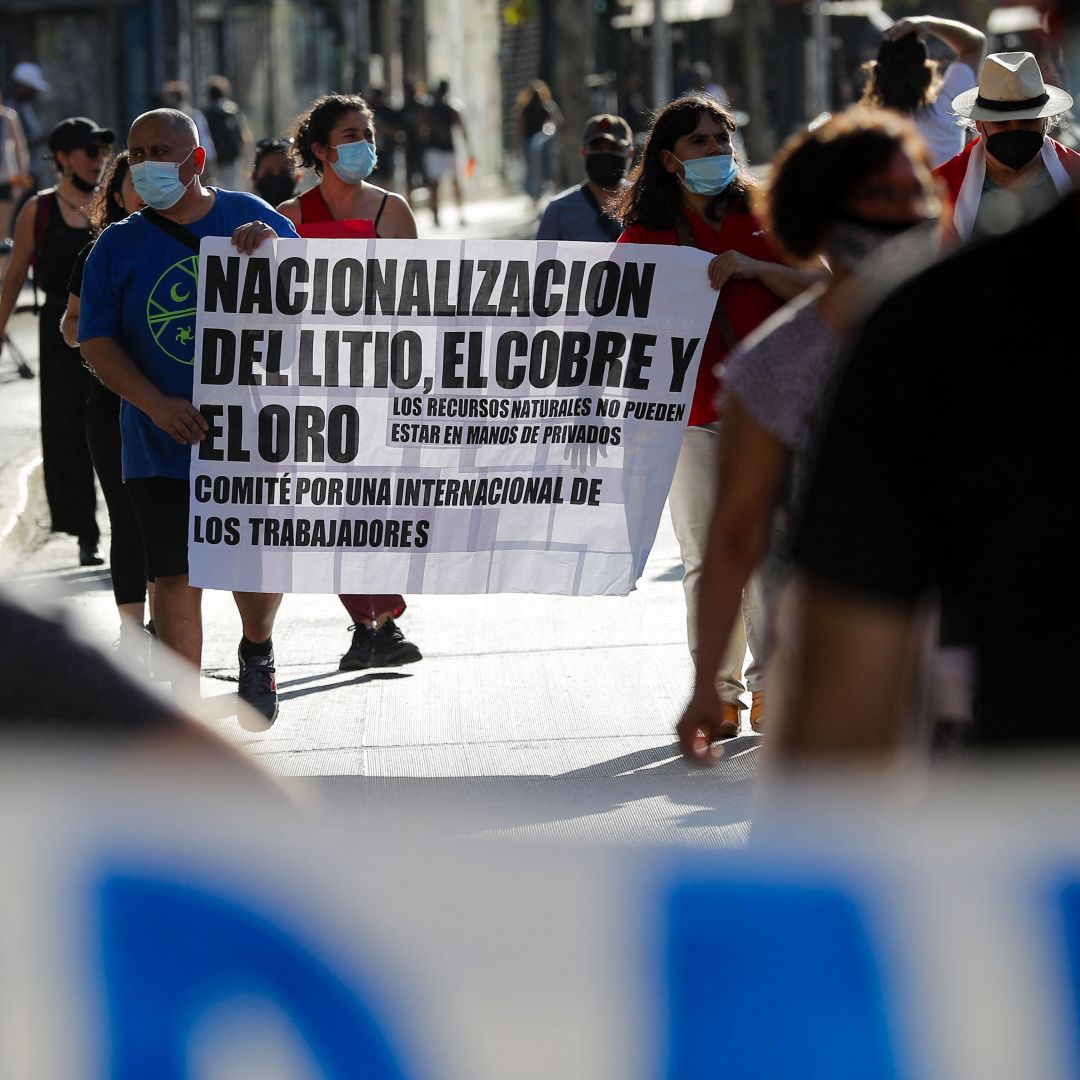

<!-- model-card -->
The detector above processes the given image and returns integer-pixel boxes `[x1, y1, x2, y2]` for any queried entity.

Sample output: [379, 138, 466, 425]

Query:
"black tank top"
[36, 192, 92, 301]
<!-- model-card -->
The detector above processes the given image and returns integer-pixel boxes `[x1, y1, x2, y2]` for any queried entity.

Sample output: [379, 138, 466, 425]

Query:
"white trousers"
[667, 422, 766, 704]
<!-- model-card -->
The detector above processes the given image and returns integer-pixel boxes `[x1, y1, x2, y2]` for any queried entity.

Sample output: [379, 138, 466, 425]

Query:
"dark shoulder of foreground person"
[0, 592, 178, 740]
[789, 194, 1078, 603]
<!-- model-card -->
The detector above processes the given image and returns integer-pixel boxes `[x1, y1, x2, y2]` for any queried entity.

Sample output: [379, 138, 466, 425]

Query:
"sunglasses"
[81, 143, 107, 158]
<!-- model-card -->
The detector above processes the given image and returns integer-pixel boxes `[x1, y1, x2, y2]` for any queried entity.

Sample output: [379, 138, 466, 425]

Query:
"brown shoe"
[750, 691, 764, 733]
[718, 701, 740, 738]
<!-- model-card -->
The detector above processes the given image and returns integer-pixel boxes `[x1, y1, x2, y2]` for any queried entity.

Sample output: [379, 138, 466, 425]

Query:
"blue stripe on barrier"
[97, 871, 414, 1080]
[664, 876, 902, 1080]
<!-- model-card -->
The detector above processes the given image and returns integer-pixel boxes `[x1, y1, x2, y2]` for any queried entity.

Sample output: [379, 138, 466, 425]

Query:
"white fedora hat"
[952, 51, 1072, 121]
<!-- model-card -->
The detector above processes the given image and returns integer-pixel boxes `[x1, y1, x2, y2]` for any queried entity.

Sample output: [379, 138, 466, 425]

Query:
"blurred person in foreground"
[676, 108, 941, 761]
[770, 176, 1080, 757]
[936, 50, 1078, 242]
[0, 585, 280, 791]
[860, 14, 985, 167]
[612, 93, 822, 737]
[536, 114, 634, 242]
[78, 109, 299, 731]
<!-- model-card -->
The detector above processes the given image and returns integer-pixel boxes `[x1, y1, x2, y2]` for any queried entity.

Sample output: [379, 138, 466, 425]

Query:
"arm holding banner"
[707, 251, 826, 299]
[80, 336, 208, 446]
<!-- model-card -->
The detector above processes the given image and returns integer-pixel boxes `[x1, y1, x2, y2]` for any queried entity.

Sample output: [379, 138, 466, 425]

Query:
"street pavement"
[0, 185, 761, 845]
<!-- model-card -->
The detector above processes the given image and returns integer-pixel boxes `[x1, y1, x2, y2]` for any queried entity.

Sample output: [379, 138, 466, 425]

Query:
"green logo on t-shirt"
[147, 256, 199, 366]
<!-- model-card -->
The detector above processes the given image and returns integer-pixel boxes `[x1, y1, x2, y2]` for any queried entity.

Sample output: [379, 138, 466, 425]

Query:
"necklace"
[55, 188, 91, 222]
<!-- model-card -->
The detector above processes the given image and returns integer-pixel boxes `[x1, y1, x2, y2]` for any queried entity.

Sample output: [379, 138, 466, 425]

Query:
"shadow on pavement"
[307, 737, 762, 838]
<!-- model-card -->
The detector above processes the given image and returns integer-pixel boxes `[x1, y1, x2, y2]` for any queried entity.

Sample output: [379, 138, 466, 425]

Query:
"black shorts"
[125, 477, 190, 578]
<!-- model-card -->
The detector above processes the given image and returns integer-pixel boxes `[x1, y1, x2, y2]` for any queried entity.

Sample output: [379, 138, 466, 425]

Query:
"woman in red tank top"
[279, 93, 423, 672]
[278, 93, 418, 241]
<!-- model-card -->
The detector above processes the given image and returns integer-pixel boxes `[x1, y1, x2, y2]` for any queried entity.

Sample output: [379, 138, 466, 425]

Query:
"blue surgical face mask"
[129, 149, 196, 210]
[677, 153, 737, 196]
[329, 139, 377, 184]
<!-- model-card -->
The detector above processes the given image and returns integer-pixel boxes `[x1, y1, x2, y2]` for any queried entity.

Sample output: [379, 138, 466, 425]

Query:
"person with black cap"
[0, 116, 114, 566]
[860, 15, 985, 167]
[536, 115, 635, 243]
[936, 51, 1079, 243]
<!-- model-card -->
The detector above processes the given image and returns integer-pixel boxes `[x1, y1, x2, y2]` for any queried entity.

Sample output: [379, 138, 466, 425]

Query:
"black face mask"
[584, 152, 627, 189]
[986, 129, 1044, 171]
[255, 174, 296, 207]
[70, 173, 97, 194]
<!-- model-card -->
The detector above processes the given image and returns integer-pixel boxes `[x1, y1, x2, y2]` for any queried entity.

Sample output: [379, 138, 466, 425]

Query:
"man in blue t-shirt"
[80, 108, 299, 731]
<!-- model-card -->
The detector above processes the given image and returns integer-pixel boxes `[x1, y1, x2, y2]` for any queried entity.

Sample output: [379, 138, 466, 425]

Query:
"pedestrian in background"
[400, 81, 430, 204]
[515, 80, 562, 208]
[366, 86, 403, 192]
[421, 79, 472, 228]
[0, 116, 112, 566]
[61, 151, 154, 654]
[536, 114, 634, 242]
[250, 136, 297, 207]
[612, 93, 821, 738]
[936, 51, 1078, 242]
[0, 91, 30, 237]
[160, 81, 217, 178]
[275, 93, 423, 673]
[8, 62, 50, 192]
[203, 75, 251, 191]
[860, 14, 985, 167]
[675, 108, 941, 759]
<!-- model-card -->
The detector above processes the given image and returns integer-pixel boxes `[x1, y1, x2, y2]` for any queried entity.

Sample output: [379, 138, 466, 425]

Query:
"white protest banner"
[189, 238, 715, 595]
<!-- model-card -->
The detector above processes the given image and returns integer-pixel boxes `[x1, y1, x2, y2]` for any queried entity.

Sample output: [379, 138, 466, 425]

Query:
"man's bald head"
[129, 108, 197, 148]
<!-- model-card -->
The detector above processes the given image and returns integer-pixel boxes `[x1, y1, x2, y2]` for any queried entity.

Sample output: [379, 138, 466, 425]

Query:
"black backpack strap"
[672, 211, 737, 352]
[578, 183, 622, 242]
[373, 190, 390, 236]
[139, 207, 201, 253]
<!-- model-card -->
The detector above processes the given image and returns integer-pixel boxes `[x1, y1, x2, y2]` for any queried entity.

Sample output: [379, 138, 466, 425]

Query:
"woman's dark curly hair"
[761, 107, 933, 261]
[292, 93, 371, 175]
[610, 93, 754, 230]
[89, 151, 133, 236]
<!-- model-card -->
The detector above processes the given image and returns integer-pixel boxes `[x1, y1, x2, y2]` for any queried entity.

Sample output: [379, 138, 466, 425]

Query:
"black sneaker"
[339, 620, 422, 671]
[79, 541, 104, 566]
[237, 644, 279, 731]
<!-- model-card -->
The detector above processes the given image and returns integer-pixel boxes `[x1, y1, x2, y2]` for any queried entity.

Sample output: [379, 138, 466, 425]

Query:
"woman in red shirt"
[614, 93, 820, 738]
[279, 94, 423, 672]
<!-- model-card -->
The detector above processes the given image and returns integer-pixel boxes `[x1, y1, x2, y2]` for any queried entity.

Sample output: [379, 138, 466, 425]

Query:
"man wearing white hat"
[935, 51, 1079, 241]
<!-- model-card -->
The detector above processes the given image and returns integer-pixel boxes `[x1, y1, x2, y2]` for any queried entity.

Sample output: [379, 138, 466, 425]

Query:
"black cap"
[48, 117, 116, 155]
[877, 34, 929, 68]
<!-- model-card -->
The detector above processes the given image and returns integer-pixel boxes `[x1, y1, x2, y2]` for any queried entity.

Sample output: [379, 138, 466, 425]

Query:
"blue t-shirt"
[78, 189, 299, 480]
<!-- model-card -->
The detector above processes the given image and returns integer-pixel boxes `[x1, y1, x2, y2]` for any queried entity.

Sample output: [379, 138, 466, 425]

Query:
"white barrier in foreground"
[3, 763, 1080, 1079]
